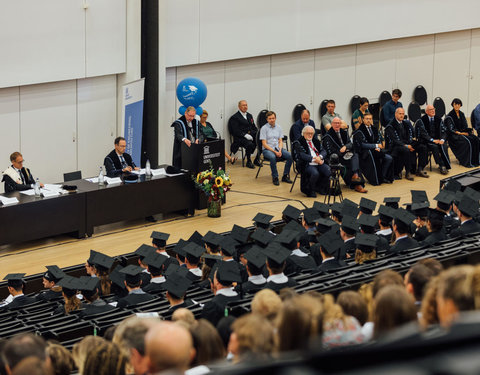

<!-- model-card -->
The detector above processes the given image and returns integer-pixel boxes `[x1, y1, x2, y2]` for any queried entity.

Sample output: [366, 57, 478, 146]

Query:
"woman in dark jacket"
[200, 110, 237, 164]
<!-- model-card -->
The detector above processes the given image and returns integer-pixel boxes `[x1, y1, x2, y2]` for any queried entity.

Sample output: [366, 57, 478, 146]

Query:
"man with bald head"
[291, 109, 317, 142]
[228, 100, 259, 169]
[418, 105, 450, 175]
[145, 321, 195, 374]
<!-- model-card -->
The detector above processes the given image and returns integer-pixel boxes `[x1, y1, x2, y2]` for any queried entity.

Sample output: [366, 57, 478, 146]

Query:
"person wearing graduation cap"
[358, 197, 376, 217]
[420, 209, 447, 246]
[91, 251, 115, 296]
[117, 265, 157, 309]
[171, 239, 188, 268]
[338, 216, 359, 260]
[434, 189, 459, 235]
[85, 250, 99, 277]
[251, 227, 276, 249]
[376, 205, 396, 243]
[1, 274, 36, 310]
[201, 262, 242, 326]
[164, 271, 195, 315]
[253, 213, 276, 235]
[78, 277, 116, 317]
[183, 242, 205, 282]
[411, 202, 430, 242]
[301, 208, 321, 246]
[202, 231, 222, 255]
[135, 244, 157, 288]
[141, 252, 168, 294]
[151, 231, 179, 268]
[282, 205, 302, 223]
[35, 265, 65, 301]
[358, 214, 389, 252]
[276, 229, 316, 274]
[219, 236, 248, 282]
[230, 224, 253, 264]
[388, 209, 419, 254]
[263, 243, 298, 292]
[314, 230, 343, 272]
[450, 191, 480, 238]
[354, 233, 378, 264]
[54, 276, 83, 315]
[384, 197, 400, 210]
[236, 246, 268, 295]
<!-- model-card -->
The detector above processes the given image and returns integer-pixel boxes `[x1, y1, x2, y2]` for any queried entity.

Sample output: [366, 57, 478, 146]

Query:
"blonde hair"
[172, 308, 196, 328]
[46, 342, 75, 375]
[232, 313, 274, 361]
[201, 110, 208, 116]
[72, 336, 106, 374]
[437, 264, 480, 312]
[358, 282, 374, 322]
[419, 275, 440, 329]
[251, 289, 282, 321]
[355, 249, 376, 264]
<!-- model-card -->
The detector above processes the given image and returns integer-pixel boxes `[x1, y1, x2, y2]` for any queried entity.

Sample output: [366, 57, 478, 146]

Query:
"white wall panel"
[77, 76, 117, 179]
[468, 29, 480, 114]
[86, 0, 127, 77]
[271, 51, 315, 132]
[0, 88, 20, 193]
[19, 81, 77, 184]
[433, 30, 471, 107]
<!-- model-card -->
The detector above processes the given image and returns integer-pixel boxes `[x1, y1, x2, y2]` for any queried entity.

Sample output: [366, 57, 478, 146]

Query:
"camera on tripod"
[329, 153, 342, 170]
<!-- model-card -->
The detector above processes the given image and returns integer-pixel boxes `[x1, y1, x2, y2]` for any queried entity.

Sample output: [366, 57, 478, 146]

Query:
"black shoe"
[394, 173, 402, 180]
[273, 177, 280, 186]
[253, 159, 261, 167]
[246, 160, 255, 169]
[416, 169, 429, 178]
[145, 216, 157, 223]
[306, 192, 317, 198]
[281, 175, 293, 183]
[440, 166, 448, 175]
[383, 178, 393, 184]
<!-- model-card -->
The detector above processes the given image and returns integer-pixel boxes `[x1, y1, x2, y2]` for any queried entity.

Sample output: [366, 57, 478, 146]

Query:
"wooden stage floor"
[0, 152, 472, 277]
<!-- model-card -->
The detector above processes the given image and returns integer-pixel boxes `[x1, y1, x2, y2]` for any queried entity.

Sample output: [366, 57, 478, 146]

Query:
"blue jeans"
[262, 149, 292, 179]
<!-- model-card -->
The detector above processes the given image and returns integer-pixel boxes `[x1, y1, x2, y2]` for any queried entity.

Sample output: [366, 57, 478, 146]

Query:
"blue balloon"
[195, 106, 203, 115]
[176, 77, 207, 108]
[179, 105, 187, 115]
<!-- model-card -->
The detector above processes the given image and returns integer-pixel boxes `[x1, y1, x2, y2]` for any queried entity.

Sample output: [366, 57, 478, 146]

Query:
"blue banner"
[122, 79, 145, 167]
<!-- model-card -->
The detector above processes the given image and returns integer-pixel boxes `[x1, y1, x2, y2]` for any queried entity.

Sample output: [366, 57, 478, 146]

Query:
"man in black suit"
[236, 247, 267, 295]
[291, 109, 318, 142]
[315, 230, 343, 272]
[165, 272, 195, 315]
[277, 229, 316, 274]
[1, 274, 36, 310]
[117, 265, 156, 309]
[228, 100, 259, 169]
[104, 136, 140, 177]
[142, 252, 168, 294]
[388, 209, 420, 254]
[294, 125, 331, 198]
[450, 192, 480, 238]
[421, 209, 447, 246]
[338, 215, 358, 261]
[171, 106, 201, 168]
[418, 105, 450, 175]
[183, 242, 204, 282]
[78, 278, 116, 317]
[151, 231, 179, 269]
[36, 265, 64, 302]
[2, 152, 43, 193]
[264, 243, 298, 292]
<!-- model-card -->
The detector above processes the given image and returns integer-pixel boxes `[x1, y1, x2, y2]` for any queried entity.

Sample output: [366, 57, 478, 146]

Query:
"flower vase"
[207, 199, 221, 218]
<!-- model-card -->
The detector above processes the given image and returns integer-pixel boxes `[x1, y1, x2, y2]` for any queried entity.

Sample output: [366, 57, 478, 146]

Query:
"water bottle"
[145, 159, 151, 177]
[98, 166, 104, 185]
[34, 178, 41, 197]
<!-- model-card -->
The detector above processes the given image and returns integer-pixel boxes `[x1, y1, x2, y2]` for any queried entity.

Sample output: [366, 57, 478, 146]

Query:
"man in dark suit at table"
[2, 152, 43, 193]
[171, 106, 201, 169]
[228, 100, 260, 169]
[104, 136, 139, 177]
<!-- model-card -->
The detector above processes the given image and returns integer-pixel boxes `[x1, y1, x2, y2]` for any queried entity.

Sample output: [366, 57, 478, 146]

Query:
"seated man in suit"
[291, 109, 317, 142]
[264, 243, 298, 292]
[104, 136, 140, 177]
[388, 209, 419, 254]
[294, 125, 331, 198]
[450, 191, 480, 238]
[323, 117, 367, 193]
[78, 278, 116, 317]
[321, 100, 348, 136]
[141, 252, 168, 294]
[2, 152, 43, 193]
[228, 100, 259, 169]
[421, 209, 447, 246]
[418, 105, 451, 175]
[36, 265, 64, 302]
[183, 242, 204, 282]
[164, 272, 195, 314]
[236, 247, 267, 295]
[171, 106, 201, 169]
[315, 230, 343, 272]
[117, 265, 156, 308]
[151, 231, 179, 269]
[353, 113, 393, 185]
[0, 274, 36, 310]
[277, 229, 316, 274]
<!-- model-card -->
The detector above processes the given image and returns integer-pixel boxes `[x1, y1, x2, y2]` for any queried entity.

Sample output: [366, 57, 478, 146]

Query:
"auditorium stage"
[0, 152, 473, 277]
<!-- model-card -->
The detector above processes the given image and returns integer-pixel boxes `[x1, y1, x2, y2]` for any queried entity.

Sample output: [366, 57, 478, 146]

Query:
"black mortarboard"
[3, 273, 26, 288]
[263, 243, 290, 265]
[57, 276, 82, 295]
[244, 247, 266, 269]
[357, 214, 378, 229]
[143, 252, 168, 271]
[87, 250, 99, 265]
[92, 252, 114, 271]
[172, 239, 188, 257]
[109, 265, 127, 290]
[135, 244, 156, 260]
[164, 263, 189, 278]
[342, 204, 360, 218]
[434, 190, 455, 211]
[79, 277, 100, 294]
[458, 195, 480, 218]
[443, 179, 462, 192]
[230, 225, 250, 245]
[355, 233, 377, 253]
[164, 272, 192, 299]
[359, 197, 376, 214]
[251, 228, 275, 247]
[411, 190, 428, 203]
[201, 254, 223, 268]
[464, 187, 480, 202]
[341, 216, 359, 235]
[315, 217, 337, 233]
[394, 208, 416, 226]
[184, 242, 205, 258]
[303, 208, 320, 225]
[283, 219, 305, 234]
[43, 265, 65, 283]
[202, 231, 222, 247]
[343, 198, 358, 207]
[150, 231, 170, 247]
[189, 231, 205, 247]
[220, 236, 237, 256]
[120, 265, 144, 284]
[383, 197, 400, 209]
[282, 205, 301, 221]
[313, 201, 330, 216]
[317, 230, 343, 256]
[453, 190, 464, 205]
[216, 261, 242, 284]
[275, 229, 300, 249]
[253, 213, 274, 229]
[411, 202, 430, 218]
[378, 205, 396, 223]
[428, 208, 446, 221]
[330, 202, 343, 216]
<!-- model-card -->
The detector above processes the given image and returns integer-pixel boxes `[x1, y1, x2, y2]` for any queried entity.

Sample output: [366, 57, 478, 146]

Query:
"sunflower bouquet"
[194, 165, 232, 202]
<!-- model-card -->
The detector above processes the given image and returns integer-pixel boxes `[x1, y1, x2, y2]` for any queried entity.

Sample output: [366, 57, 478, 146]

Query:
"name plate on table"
[0, 196, 19, 206]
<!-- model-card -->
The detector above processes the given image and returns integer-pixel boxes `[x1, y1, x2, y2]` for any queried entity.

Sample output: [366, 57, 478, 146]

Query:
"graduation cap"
[434, 190, 455, 211]
[359, 197, 376, 215]
[378, 205, 396, 223]
[164, 263, 189, 278]
[189, 231, 205, 247]
[135, 244, 156, 260]
[150, 231, 170, 247]
[343, 198, 358, 208]
[253, 213, 274, 229]
[3, 273, 26, 288]
[92, 252, 114, 272]
[120, 265, 144, 285]
[464, 187, 480, 202]
[143, 252, 168, 272]
[219, 236, 237, 257]
[263, 243, 290, 265]
[216, 261, 242, 284]
[201, 253, 223, 268]
[394, 208, 416, 227]
[244, 246, 266, 269]
[251, 228, 275, 247]
[453, 190, 464, 206]
[443, 179, 462, 192]
[383, 197, 400, 209]
[184, 242, 205, 259]
[230, 225, 250, 245]
[341, 216, 359, 235]
[109, 265, 127, 290]
[202, 231, 222, 248]
[172, 239, 188, 258]
[57, 276, 82, 296]
[283, 219, 305, 234]
[313, 201, 330, 216]
[330, 202, 343, 216]
[355, 233, 377, 253]
[411, 202, 430, 218]
[87, 250, 99, 266]
[428, 208, 446, 222]
[342, 204, 360, 219]
[79, 277, 100, 295]
[275, 229, 300, 249]
[411, 190, 428, 203]
[164, 272, 192, 299]
[315, 217, 337, 234]
[43, 265, 65, 283]
[357, 214, 378, 230]
[282, 205, 301, 222]
[458, 194, 480, 218]
[303, 208, 320, 225]
[317, 230, 343, 256]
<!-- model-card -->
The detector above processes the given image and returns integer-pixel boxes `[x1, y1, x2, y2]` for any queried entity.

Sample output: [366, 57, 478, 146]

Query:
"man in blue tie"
[104, 137, 140, 177]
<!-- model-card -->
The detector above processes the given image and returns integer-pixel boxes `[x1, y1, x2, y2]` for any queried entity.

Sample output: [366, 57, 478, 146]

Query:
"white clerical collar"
[267, 273, 288, 284]
[248, 274, 266, 285]
[291, 249, 308, 257]
[395, 235, 408, 243]
[150, 276, 166, 284]
[216, 287, 238, 297]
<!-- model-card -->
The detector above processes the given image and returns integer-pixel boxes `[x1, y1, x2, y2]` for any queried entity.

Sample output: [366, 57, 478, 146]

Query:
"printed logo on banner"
[203, 146, 210, 155]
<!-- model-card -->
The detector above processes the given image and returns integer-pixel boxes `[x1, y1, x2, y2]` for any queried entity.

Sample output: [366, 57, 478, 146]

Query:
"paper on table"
[0, 196, 19, 206]
[41, 190, 60, 198]
[165, 172, 185, 177]
[20, 189, 36, 196]
[86, 177, 99, 183]
[151, 168, 166, 176]
[43, 184, 63, 192]
[105, 177, 122, 185]
[131, 169, 146, 175]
